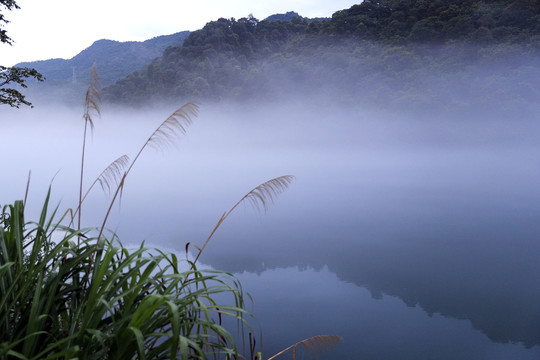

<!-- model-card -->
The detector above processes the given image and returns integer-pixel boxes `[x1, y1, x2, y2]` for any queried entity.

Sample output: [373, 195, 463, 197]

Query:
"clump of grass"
[0, 65, 340, 359]
[0, 196, 251, 359]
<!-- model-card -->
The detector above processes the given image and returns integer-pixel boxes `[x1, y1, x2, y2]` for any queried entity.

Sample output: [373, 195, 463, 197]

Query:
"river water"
[1, 101, 540, 359]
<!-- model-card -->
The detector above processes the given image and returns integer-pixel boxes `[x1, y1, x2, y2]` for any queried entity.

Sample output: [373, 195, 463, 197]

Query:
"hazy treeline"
[102, 0, 540, 118]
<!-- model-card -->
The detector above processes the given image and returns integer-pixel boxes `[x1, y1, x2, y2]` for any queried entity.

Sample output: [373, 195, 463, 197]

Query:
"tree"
[0, 0, 43, 108]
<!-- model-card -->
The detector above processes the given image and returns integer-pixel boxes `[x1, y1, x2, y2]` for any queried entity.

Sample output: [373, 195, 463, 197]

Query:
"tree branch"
[0, 66, 44, 108]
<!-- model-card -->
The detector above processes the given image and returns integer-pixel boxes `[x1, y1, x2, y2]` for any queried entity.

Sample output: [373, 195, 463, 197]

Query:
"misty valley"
[3, 0, 540, 359]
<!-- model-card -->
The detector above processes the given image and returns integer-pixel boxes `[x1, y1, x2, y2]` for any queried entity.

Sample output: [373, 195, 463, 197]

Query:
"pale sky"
[2, 0, 359, 66]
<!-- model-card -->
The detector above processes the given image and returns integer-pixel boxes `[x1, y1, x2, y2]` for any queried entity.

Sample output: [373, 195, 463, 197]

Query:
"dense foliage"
[326, 0, 540, 43]
[102, 0, 540, 117]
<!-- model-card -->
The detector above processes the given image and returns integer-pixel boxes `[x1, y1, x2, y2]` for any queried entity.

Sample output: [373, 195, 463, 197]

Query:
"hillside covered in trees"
[101, 0, 540, 118]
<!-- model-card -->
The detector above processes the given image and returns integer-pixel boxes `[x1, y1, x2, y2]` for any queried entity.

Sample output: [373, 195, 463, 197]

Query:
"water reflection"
[237, 266, 540, 360]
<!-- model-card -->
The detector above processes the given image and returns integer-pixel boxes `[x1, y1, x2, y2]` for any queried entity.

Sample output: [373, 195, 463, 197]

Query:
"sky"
[2, 0, 360, 67]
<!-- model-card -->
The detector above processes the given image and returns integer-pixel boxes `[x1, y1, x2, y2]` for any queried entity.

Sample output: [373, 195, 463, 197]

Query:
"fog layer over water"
[1, 100, 540, 359]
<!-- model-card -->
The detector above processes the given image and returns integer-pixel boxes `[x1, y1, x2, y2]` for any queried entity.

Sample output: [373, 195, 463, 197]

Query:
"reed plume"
[191, 175, 295, 267]
[82, 64, 101, 131]
[69, 155, 130, 229]
[145, 103, 199, 152]
[267, 335, 342, 360]
[92, 102, 199, 265]
[95, 155, 130, 195]
[237, 175, 295, 213]
[78, 63, 101, 231]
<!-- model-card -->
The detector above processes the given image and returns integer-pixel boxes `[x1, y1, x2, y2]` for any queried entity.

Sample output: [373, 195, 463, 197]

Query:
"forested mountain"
[101, 0, 540, 117]
[17, 31, 189, 103]
[326, 0, 540, 42]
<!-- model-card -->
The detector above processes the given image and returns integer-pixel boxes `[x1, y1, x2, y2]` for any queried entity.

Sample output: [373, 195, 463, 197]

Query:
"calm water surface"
[1, 102, 540, 359]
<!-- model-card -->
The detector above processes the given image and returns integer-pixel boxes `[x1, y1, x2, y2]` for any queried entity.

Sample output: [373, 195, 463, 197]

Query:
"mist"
[3, 44, 540, 358]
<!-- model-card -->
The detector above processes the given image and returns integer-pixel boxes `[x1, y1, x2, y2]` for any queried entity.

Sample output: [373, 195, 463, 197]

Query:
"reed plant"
[0, 64, 339, 359]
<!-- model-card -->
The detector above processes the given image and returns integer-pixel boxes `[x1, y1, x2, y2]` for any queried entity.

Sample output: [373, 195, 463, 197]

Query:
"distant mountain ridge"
[16, 31, 190, 104]
[17, 31, 190, 86]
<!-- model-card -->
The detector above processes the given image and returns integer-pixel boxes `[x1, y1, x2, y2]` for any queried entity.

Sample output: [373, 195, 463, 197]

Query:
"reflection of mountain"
[199, 161, 540, 348]
[233, 264, 540, 360]
[335, 235, 540, 348]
